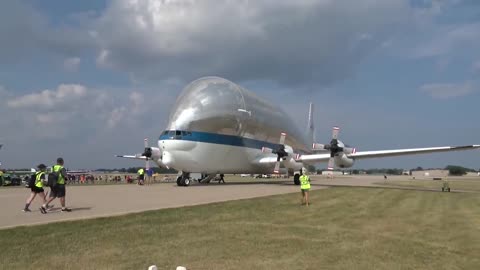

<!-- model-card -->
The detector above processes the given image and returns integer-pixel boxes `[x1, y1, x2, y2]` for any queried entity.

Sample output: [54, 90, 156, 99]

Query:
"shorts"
[31, 186, 45, 193]
[50, 185, 66, 198]
[301, 188, 310, 192]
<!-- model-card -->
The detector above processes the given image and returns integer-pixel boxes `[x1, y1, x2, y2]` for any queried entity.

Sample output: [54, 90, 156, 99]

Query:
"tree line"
[95, 167, 178, 174]
[315, 165, 478, 176]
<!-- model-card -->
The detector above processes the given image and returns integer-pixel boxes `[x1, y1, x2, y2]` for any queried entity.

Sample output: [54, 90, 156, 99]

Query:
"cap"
[37, 164, 47, 169]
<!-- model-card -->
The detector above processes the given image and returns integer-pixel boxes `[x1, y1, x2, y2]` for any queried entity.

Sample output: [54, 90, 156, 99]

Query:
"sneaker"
[61, 208, 72, 212]
[39, 206, 47, 214]
[46, 204, 54, 210]
[22, 208, 31, 212]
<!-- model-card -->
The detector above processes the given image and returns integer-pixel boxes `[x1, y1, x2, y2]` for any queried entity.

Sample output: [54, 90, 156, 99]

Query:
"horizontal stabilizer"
[115, 154, 148, 160]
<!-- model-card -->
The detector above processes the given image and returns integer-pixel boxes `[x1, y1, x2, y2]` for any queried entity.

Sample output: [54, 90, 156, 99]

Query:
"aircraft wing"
[298, 145, 480, 162]
[114, 154, 147, 160]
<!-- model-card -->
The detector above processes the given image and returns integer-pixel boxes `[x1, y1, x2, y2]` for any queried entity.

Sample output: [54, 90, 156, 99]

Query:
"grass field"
[1, 187, 480, 270]
[378, 179, 480, 192]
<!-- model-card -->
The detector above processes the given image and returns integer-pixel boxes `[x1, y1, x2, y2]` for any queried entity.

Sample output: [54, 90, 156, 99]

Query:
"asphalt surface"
[0, 179, 325, 229]
[0, 175, 450, 229]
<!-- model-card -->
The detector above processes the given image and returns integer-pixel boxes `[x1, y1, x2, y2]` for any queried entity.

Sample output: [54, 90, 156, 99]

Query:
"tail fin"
[307, 103, 315, 146]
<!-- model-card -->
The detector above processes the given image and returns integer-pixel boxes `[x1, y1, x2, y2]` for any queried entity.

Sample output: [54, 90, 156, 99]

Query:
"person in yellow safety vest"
[23, 164, 49, 212]
[299, 168, 311, 206]
[137, 168, 145, 185]
[41, 157, 71, 213]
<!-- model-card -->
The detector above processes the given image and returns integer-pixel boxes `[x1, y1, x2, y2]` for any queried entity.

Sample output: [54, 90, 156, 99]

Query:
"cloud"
[92, 0, 411, 85]
[0, 0, 96, 65]
[0, 80, 180, 168]
[105, 92, 146, 128]
[4, 84, 152, 138]
[419, 81, 475, 99]
[411, 23, 480, 58]
[7, 84, 87, 109]
[0, 85, 8, 97]
[63, 57, 81, 71]
[472, 60, 480, 74]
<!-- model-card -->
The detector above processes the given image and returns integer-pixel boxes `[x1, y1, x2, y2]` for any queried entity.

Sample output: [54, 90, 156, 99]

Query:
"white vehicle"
[117, 77, 480, 186]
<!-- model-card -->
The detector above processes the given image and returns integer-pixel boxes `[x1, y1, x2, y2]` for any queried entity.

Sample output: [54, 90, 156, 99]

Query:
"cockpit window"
[176, 130, 182, 136]
[161, 131, 168, 135]
[168, 131, 175, 137]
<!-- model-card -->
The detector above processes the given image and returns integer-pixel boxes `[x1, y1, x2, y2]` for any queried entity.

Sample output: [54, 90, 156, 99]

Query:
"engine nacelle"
[150, 147, 162, 160]
[282, 145, 303, 170]
[334, 153, 355, 168]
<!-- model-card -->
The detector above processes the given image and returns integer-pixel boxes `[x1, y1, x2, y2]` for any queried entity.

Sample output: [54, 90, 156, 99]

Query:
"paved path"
[0, 181, 325, 229]
[2, 175, 454, 229]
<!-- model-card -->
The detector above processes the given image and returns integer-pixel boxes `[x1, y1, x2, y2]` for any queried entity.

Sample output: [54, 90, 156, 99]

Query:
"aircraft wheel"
[293, 173, 300, 185]
[184, 177, 191, 186]
[177, 176, 184, 186]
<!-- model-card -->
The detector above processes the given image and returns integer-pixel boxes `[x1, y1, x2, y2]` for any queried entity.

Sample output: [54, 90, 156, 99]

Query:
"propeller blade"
[312, 143, 326, 150]
[279, 132, 286, 145]
[327, 157, 335, 171]
[332, 127, 340, 140]
[343, 147, 356, 154]
[262, 147, 273, 153]
[144, 138, 148, 148]
[273, 161, 280, 174]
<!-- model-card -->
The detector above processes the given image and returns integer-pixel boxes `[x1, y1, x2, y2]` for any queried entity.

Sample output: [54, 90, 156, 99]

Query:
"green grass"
[1, 188, 480, 270]
[378, 179, 480, 192]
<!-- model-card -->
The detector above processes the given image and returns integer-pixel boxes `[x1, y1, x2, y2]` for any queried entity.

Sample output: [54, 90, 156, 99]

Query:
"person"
[137, 167, 145, 185]
[218, 174, 225, 184]
[42, 158, 71, 213]
[299, 168, 311, 206]
[23, 164, 50, 212]
[146, 168, 154, 185]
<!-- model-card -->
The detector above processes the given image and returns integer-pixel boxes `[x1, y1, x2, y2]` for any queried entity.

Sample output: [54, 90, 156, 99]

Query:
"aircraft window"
[168, 131, 175, 137]
[176, 130, 182, 136]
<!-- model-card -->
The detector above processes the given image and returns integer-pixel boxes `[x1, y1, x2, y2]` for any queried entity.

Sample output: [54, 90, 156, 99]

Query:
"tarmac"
[0, 175, 449, 229]
[0, 178, 323, 229]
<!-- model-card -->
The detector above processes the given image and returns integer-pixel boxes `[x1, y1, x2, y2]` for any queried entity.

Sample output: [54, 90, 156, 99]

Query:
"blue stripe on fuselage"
[159, 130, 280, 150]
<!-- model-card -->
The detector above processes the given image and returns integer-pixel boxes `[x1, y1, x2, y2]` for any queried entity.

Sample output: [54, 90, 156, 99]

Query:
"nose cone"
[167, 77, 245, 135]
[162, 151, 175, 168]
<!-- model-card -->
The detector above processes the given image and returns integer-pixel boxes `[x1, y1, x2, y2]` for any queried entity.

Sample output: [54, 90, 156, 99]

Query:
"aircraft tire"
[184, 177, 191, 186]
[293, 173, 300, 185]
[177, 176, 184, 186]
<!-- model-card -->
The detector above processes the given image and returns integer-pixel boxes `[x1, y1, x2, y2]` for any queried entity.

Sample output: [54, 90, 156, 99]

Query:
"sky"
[0, 0, 479, 170]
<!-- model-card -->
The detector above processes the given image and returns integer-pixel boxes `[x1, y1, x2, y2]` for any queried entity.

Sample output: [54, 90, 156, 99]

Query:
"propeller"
[313, 127, 356, 171]
[143, 138, 151, 172]
[262, 132, 288, 174]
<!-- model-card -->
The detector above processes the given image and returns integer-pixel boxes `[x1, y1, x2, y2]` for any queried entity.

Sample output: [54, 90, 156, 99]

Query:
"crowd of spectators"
[66, 174, 137, 184]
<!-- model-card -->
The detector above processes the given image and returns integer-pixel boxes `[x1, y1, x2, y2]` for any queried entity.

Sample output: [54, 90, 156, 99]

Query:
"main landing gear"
[293, 173, 300, 185]
[176, 172, 191, 187]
